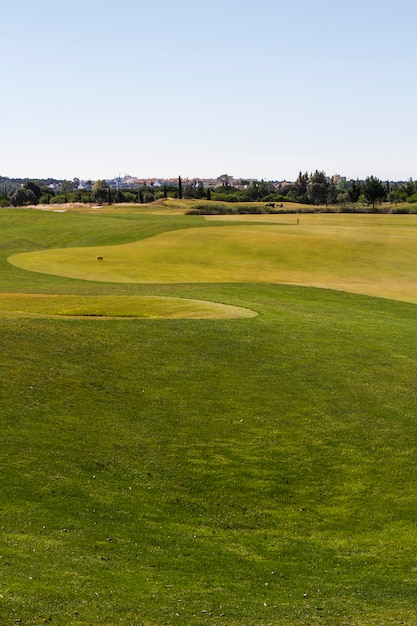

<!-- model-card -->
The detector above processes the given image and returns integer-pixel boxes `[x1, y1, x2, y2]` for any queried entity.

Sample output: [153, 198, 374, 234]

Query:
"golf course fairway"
[8, 216, 417, 304]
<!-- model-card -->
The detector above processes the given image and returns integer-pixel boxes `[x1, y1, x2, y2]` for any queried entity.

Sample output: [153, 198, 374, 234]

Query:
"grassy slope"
[1, 208, 417, 624]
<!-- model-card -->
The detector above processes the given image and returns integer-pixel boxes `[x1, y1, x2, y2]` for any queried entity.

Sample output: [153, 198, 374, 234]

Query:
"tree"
[363, 176, 387, 210]
[60, 180, 76, 192]
[389, 187, 402, 206]
[292, 171, 309, 203]
[247, 181, 260, 201]
[92, 180, 109, 204]
[10, 188, 38, 206]
[336, 191, 349, 208]
[178, 176, 183, 200]
[184, 182, 194, 199]
[196, 181, 205, 199]
[404, 178, 415, 198]
[0, 185, 10, 207]
[326, 180, 338, 205]
[258, 179, 271, 200]
[308, 170, 328, 205]
[347, 180, 361, 205]
[389, 183, 407, 205]
[24, 181, 42, 201]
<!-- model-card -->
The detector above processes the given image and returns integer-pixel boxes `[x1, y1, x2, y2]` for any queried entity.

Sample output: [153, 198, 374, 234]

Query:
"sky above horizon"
[1, 0, 416, 182]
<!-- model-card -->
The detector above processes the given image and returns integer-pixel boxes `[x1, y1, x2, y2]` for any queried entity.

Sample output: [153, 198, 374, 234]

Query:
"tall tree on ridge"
[363, 176, 387, 210]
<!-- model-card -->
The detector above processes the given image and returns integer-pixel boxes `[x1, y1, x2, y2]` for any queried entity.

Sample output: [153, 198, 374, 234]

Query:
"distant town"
[34, 172, 412, 192]
[3, 173, 296, 193]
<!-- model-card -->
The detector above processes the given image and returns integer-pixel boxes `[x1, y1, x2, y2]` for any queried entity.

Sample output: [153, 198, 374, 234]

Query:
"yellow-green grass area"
[9, 213, 417, 304]
[0, 293, 256, 319]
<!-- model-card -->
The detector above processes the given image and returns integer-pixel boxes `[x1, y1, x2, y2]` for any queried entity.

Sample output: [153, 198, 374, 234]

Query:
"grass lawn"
[1, 208, 417, 624]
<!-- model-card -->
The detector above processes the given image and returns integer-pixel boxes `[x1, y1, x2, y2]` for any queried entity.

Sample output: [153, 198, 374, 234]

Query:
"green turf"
[1, 208, 417, 624]
[9, 213, 417, 304]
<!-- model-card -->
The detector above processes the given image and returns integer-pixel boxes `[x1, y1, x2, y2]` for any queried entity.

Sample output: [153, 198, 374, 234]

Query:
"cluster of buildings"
[67, 174, 295, 192]
[48, 173, 348, 192]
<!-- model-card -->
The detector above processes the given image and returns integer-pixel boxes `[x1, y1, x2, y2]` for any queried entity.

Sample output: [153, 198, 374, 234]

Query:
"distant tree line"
[196, 173, 417, 210]
[1, 172, 417, 210]
[281, 171, 391, 209]
[0, 177, 182, 207]
[273, 171, 417, 210]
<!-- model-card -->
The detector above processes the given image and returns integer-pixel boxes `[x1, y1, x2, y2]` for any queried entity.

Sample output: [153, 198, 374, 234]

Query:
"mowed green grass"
[0, 294, 255, 319]
[3, 208, 417, 624]
[9, 213, 417, 304]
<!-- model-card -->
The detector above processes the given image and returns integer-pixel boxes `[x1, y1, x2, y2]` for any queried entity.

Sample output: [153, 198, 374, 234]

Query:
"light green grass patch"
[9, 214, 417, 303]
[0, 294, 256, 319]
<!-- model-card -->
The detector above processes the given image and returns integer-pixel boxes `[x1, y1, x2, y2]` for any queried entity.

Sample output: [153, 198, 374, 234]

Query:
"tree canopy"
[363, 176, 387, 209]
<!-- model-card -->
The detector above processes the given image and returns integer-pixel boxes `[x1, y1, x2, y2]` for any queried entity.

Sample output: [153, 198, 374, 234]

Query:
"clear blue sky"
[1, 0, 416, 181]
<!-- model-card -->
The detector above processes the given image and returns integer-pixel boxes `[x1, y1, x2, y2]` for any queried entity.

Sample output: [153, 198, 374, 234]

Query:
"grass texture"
[1, 207, 417, 624]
